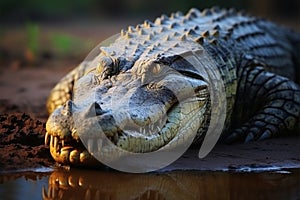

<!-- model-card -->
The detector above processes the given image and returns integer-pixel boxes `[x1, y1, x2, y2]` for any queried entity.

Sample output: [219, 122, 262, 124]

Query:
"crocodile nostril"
[61, 100, 73, 116]
[95, 102, 106, 115]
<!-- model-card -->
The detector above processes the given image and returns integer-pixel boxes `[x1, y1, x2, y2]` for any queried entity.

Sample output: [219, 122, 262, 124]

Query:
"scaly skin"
[45, 7, 300, 167]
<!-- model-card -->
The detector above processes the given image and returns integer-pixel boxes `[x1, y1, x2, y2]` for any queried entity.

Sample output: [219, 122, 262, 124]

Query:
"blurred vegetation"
[1, 21, 92, 67]
[0, 0, 245, 22]
[0, 0, 299, 68]
[1, 0, 299, 22]
[49, 32, 92, 57]
[25, 22, 39, 63]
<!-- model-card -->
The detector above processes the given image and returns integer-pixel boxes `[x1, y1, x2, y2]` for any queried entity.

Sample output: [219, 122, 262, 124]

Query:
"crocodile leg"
[226, 66, 300, 143]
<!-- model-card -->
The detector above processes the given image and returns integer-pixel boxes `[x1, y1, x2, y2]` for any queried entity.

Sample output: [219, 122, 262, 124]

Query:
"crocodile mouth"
[45, 90, 208, 167]
[45, 69, 210, 166]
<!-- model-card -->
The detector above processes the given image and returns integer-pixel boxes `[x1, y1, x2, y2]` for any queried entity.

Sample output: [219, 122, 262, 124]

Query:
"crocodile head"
[46, 53, 210, 167]
[45, 9, 226, 169]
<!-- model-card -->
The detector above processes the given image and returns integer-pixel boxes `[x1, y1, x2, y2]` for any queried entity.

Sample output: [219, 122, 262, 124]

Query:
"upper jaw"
[46, 104, 73, 139]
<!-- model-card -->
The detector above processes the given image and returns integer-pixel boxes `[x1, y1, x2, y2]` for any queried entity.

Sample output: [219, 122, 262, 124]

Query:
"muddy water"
[0, 168, 299, 200]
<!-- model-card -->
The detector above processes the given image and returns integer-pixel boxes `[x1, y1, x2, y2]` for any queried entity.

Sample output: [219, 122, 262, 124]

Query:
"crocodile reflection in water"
[42, 169, 300, 200]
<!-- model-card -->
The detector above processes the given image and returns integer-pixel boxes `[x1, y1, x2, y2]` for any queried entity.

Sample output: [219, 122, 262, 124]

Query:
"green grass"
[26, 22, 39, 56]
[49, 33, 91, 57]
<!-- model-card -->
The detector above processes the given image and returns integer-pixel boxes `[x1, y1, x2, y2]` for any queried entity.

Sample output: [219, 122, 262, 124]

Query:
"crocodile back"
[210, 12, 298, 81]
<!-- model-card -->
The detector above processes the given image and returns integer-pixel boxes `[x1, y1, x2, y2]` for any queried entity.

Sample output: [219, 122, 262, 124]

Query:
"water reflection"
[0, 169, 299, 200]
[0, 171, 49, 199]
[43, 168, 300, 200]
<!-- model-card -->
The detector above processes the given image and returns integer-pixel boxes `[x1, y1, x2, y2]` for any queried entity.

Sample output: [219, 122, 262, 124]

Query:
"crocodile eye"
[96, 56, 114, 74]
[96, 63, 104, 74]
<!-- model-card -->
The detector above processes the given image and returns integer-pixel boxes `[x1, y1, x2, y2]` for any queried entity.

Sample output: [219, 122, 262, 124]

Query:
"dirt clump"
[0, 113, 53, 171]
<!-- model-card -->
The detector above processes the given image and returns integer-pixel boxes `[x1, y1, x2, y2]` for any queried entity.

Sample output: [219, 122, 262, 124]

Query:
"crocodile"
[45, 7, 300, 168]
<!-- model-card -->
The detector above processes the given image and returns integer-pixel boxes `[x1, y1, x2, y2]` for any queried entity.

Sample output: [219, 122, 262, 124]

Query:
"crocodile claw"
[224, 129, 245, 144]
[244, 132, 255, 143]
[258, 130, 272, 141]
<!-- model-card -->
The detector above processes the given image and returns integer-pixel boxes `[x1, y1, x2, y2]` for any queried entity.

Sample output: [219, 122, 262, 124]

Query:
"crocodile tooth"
[54, 136, 58, 151]
[68, 175, 78, 187]
[61, 139, 65, 147]
[45, 132, 49, 145]
[42, 187, 48, 199]
[150, 124, 154, 132]
[61, 146, 73, 151]
[155, 191, 159, 200]
[147, 190, 151, 199]
[69, 150, 80, 163]
[157, 126, 162, 133]
[85, 189, 92, 200]
[139, 127, 143, 133]
[143, 129, 146, 135]
[95, 190, 100, 199]
[80, 150, 90, 163]
[97, 139, 103, 152]
[114, 134, 119, 144]
[50, 135, 53, 148]
[71, 128, 78, 140]
[159, 118, 164, 127]
[87, 139, 93, 152]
